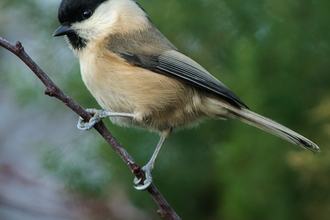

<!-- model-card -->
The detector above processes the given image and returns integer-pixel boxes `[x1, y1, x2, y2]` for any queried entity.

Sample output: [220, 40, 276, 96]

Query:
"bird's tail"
[228, 107, 320, 153]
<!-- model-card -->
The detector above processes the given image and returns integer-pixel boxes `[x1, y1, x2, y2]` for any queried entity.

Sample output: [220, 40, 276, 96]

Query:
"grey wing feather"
[157, 50, 248, 108]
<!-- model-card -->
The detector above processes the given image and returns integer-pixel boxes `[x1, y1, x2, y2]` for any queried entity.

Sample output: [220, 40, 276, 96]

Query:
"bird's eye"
[82, 9, 93, 19]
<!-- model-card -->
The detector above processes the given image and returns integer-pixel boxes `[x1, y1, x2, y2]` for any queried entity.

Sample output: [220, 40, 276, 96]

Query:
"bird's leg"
[77, 108, 135, 130]
[79, 108, 170, 190]
[134, 130, 170, 190]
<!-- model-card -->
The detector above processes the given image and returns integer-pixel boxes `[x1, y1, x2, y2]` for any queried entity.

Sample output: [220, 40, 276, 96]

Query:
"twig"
[0, 37, 181, 220]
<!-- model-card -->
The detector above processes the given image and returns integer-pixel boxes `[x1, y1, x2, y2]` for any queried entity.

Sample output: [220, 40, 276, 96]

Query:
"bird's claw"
[133, 165, 153, 190]
[77, 109, 135, 130]
[77, 108, 106, 130]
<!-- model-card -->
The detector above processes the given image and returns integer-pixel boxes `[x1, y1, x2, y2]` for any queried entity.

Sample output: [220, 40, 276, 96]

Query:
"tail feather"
[229, 108, 320, 153]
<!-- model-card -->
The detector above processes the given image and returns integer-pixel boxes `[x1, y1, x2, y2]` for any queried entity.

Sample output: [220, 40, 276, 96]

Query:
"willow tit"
[54, 0, 320, 190]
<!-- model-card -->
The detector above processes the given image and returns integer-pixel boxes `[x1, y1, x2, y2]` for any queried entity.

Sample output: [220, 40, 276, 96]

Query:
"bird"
[53, 0, 320, 190]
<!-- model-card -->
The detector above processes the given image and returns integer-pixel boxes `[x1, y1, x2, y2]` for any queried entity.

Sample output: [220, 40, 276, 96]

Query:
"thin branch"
[0, 37, 181, 220]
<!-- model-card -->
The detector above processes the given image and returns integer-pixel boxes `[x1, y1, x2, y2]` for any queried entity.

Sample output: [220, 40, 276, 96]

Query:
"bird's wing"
[115, 49, 248, 109]
[107, 26, 248, 108]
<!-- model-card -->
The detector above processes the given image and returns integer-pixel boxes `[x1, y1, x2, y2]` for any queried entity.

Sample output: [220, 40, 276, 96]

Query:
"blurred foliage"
[1, 0, 330, 219]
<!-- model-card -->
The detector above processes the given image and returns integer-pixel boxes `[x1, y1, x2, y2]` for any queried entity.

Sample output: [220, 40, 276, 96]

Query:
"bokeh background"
[1, 0, 329, 219]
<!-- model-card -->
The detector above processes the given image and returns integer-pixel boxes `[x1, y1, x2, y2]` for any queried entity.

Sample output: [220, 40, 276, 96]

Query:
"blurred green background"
[0, 0, 329, 219]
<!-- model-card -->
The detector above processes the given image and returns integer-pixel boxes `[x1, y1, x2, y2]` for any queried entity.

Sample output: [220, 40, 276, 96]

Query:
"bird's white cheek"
[71, 23, 98, 42]
[71, 11, 118, 42]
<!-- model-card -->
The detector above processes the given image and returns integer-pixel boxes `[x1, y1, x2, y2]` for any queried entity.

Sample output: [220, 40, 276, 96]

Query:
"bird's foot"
[133, 164, 153, 190]
[77, 108, 107, 130]
[77, 108, 135, 130]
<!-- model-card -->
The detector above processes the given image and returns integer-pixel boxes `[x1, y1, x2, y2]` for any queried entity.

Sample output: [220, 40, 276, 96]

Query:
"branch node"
[15, 41, 23, 52]
[45, 86, 58, 96]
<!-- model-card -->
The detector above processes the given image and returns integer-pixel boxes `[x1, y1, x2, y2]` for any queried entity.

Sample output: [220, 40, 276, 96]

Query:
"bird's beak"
[53, 24, 74, 37]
